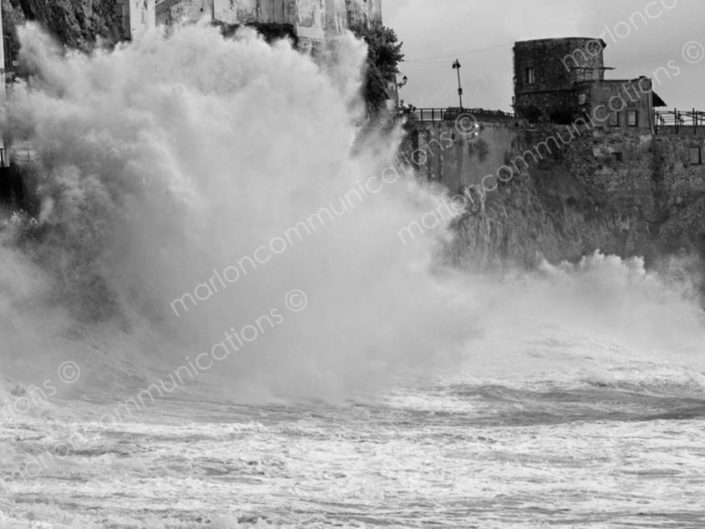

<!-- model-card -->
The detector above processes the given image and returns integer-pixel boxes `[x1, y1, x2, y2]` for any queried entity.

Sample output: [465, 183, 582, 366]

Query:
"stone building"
[514, 37, 665, 129]
[114, 1, 382, 51]
[118, 0, 157, 40]
[154, 0, 381, 46]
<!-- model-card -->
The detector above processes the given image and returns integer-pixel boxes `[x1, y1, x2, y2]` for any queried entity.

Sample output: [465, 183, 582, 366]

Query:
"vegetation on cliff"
[2, 0, 125, 64]
[350, 23, 404, 115]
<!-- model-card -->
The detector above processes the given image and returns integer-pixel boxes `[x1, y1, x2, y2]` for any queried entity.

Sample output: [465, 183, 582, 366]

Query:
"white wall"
[155, 0, 382, 39]
[213, 0, 299, 26]
[213, 0, 249, 24]
[325, 0, 346, 36]
[295, 0, 325, 39]
[130, 0, 156, 39]
[157, 0, 210, 26]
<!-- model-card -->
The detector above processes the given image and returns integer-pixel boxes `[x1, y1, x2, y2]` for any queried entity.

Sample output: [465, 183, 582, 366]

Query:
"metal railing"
[655, 108, 705, 134]
[404, 107, 515, 124]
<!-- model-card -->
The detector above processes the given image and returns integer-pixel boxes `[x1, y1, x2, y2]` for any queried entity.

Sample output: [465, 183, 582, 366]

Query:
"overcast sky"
[382, 0, 705, 111]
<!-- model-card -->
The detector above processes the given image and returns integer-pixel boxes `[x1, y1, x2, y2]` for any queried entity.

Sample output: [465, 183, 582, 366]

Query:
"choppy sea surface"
[2, 347, 705, 529]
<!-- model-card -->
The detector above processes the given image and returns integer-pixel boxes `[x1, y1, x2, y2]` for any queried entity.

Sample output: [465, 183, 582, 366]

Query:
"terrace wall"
[403, 118, 705, 266]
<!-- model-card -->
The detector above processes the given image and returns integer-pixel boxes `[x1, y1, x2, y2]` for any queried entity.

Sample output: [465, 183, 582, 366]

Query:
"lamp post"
[396, 74, 408, 111]
[452, 59, 463, 109]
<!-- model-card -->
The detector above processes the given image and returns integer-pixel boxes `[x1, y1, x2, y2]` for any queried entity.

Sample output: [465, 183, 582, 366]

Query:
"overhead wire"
[403, 42, 515, 64]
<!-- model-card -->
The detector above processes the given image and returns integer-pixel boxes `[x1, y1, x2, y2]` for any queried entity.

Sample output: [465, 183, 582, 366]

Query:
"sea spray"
[1, 23, 468, 400]
[1, 23, 705, 405]
[454, 252, 705, 391]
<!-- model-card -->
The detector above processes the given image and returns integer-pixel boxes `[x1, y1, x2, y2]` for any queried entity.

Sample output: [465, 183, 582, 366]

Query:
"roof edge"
[514, 37, 607, 48]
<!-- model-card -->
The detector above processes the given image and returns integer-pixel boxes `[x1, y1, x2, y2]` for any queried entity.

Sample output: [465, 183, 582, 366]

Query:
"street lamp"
[452, 59, 463, 109]
[396, 74, 408, 112]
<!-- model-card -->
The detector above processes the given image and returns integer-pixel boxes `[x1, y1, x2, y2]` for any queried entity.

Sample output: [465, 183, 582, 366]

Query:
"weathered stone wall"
[345, 0, 381, 28]
[405, 119, 705, 267]
[514, 37, 605, 122]
[155, 0, 380, 38]
[295, 0, 325, 39]
[126, 0, 155, 38]
[582, 78, 654, 131]
[411, 121, 520, 194]
[214, 0, 298, 25]
[325, 0, 346, 34]
[157, 0, 212, 26]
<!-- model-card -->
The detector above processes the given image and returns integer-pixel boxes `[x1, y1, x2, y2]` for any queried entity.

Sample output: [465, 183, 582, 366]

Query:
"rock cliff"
[443, 127, 705, 269]
[2, 0, 125, 64]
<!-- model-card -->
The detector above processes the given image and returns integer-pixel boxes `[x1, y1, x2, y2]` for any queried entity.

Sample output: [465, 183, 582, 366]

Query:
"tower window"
[525, 67, 535, 84]
[689, 146, 702, 165]
[578, 69, 594, 82]
[627, 109, 638, 127]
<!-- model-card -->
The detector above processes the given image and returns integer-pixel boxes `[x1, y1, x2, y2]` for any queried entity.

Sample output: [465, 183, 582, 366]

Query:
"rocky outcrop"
[2, 0, 126, 66]
[442, 127, 705, 269]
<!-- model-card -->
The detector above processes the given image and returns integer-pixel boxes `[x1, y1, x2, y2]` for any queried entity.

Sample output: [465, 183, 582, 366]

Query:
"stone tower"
[514, 37, 606, 123]
[513, 37, 661, 130]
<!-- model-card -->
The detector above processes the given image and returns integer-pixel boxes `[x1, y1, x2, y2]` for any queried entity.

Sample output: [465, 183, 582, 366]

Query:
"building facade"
[154, 0, 381, 43]
[118, 0, 157, 40]
[514, 37, 663, 130]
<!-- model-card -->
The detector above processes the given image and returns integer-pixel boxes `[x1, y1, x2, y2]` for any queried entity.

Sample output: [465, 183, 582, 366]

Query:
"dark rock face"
[2, 0, 126, 66]
[404, 120, 705, 268]
[450, 130, 705, 269]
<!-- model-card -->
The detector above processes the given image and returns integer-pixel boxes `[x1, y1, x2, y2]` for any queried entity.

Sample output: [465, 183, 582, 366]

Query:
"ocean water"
[1, 22, 705, 529]
[2, 355, 705, 528]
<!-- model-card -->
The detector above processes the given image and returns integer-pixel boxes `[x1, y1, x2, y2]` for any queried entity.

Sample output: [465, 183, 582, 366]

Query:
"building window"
[587, 41, 603, 56]
[525, 67, 535, 85]
[609, 111, 621, 127]
[689, 146, 702, 165]
[612, 152, 624, 162]
[576, 69, 596, 82]
[578, 93, 587, 105]
[627, 109, 638, 127]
